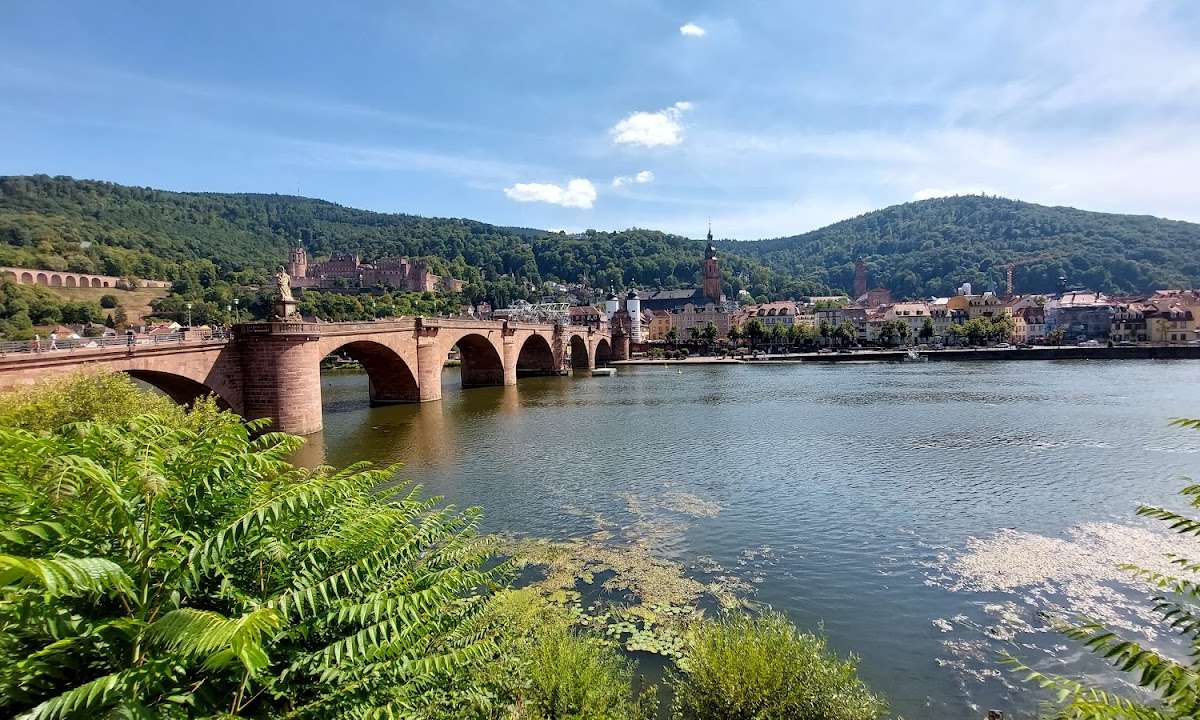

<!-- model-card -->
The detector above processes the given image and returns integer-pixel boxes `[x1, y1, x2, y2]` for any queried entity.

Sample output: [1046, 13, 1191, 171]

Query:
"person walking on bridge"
[48, 332, 57, 351]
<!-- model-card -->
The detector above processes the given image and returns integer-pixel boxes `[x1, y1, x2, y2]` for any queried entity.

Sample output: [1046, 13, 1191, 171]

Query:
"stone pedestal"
[274, 298, 299, 321]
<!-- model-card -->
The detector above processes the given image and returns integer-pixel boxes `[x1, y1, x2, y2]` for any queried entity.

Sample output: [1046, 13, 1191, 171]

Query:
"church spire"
[706, 218, 713, 244]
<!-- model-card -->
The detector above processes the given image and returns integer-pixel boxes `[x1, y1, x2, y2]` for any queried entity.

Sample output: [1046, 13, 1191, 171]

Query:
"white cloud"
[912, 186, 997, 201]
[612, 169, 656, 188]
[503, 178, 597, 208]
[679, 22, 706, 37]
[610, 102, 693, 147]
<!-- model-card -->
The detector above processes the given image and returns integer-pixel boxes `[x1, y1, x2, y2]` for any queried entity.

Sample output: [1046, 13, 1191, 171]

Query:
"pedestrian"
[126, 329, 135, 350]
[33, 334, 41, 352]
[48, 332, 57, 350]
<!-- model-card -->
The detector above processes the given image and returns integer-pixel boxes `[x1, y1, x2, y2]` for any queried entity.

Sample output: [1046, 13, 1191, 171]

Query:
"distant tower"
[605, 289, 619, 320]
[287, 244, 308, 279]
[853, 257, 867, 299]
[703, 222, 721, 302]
[626, 289, 642, 343]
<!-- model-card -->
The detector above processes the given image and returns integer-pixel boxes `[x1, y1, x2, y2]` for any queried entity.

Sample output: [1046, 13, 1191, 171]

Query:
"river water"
[296, 360, 1200, 718]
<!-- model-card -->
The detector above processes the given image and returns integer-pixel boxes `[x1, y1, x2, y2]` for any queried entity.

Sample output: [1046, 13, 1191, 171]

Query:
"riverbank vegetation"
[0, 372, 887, 719]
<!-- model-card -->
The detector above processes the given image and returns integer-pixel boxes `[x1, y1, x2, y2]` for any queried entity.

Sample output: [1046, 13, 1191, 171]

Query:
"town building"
[1046, 291, 1115, 341]
[647, 310, 672, 341]
[1008, 297, 1047, 343]
[286, 246, 464, 293]
[884, 301, 931, 339]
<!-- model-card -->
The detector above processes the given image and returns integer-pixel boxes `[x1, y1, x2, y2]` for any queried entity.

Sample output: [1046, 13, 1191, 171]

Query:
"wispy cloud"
[679, 22, 706, 37]
[612, 169, 655, 188]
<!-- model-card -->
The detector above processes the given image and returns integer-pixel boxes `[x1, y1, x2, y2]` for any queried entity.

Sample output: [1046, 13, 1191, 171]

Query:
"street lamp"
[233, 298, 240, 324]
[186, 302, 192, 328]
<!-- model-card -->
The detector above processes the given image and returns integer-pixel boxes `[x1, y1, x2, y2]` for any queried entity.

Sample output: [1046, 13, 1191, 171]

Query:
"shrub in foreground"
[671, 611, 887, 720]
[0, 369, 185, 432]
[0, 397, 505, 718]
[420, 589, 656, 719]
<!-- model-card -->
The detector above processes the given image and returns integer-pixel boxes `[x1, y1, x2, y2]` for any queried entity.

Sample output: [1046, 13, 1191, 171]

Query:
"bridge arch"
[65, 276, 77, 287]
[91, 277, 103, 288]
[595, 338, 612, 367]
[568, 334, 591, 370]
[20, 272, 32, 283]
[125, 369, 232, 409]
[35, 273, 48, 285]
[324, 339, 419, 404]
[515, 333, 559, 377]
[50, 274, 62, 287]
[452, 332, 505, 388]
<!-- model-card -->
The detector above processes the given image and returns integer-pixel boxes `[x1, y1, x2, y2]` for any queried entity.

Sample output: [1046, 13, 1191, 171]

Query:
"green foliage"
[1006, 417, 1200, 719]
[670, 611, 887, 720]
[0, 381, 505, 718]
[0, 280, 105, 338]
[0, 370, 184, 432]
[729, 194, 1200, 296]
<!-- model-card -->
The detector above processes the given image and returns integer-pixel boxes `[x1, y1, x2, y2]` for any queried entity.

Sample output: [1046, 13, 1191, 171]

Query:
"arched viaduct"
[0, 317, 613, 435]
[0, 267, 171, 289]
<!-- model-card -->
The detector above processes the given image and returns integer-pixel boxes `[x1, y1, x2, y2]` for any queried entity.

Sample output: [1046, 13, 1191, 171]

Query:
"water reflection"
[305, 360, 1200, 719]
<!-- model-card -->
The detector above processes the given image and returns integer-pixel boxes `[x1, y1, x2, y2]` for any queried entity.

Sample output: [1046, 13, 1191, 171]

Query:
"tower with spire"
[703, 221, 721, 303]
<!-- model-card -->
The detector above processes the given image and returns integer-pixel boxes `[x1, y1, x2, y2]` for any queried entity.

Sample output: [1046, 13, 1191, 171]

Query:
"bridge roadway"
[0, 317, 614, 435]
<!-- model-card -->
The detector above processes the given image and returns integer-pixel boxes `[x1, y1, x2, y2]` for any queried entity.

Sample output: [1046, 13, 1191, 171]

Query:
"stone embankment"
[613, 345, 1200, 365]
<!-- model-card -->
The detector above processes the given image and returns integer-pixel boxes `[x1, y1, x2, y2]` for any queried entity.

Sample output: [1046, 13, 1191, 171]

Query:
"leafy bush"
[0, 395, 505, 718]
[98, 293, 119, 308]
[0, 370, 185, 432]
[420, 589, 656, 719]
[671, 611, 886, 720]
[1006, 417, 1200, 717]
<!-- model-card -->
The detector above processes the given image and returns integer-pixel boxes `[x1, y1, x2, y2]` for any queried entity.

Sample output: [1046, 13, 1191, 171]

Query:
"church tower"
[702, 222, 721, 303]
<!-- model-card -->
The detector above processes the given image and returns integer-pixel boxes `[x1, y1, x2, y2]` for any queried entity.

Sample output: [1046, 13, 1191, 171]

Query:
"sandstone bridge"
[0, 318, 614, 435]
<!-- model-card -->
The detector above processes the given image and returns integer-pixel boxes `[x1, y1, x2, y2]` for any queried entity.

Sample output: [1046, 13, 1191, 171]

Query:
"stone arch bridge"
[0, 318, 613, 435]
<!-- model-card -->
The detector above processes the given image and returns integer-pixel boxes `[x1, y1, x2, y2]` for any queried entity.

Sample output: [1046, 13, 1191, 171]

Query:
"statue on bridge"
[276, 267, 294, 302]
[274, 266, 299, 321]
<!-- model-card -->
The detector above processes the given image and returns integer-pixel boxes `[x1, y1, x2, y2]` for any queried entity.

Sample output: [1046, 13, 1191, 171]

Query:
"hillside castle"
[286, 246, 464, 293]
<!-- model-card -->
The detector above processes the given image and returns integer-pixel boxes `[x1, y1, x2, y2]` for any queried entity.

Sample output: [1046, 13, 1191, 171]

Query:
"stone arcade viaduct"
[0, 318, 613, 435]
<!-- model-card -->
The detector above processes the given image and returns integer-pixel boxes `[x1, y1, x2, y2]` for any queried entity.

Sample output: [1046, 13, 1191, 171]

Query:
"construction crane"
[1003, 252, 1063, 297]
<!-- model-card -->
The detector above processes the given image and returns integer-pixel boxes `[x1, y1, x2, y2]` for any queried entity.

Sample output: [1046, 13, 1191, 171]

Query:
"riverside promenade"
[613, 345, 1200, 365]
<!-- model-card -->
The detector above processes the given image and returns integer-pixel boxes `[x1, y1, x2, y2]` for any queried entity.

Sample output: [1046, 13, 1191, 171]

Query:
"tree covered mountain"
[0, 175, 819, 305]
[1, 176, 1196, 303]
[726, 195, 1200, 297]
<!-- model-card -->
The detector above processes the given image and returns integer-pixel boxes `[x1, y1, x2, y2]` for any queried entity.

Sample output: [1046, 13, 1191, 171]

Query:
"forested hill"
[0, 175, 822, 304]
[723, 195, 1200, 297]
[1, 176, 1196, 302]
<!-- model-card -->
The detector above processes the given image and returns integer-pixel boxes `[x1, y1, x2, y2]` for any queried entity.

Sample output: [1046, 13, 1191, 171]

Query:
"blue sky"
[2, 1, 1198, 239]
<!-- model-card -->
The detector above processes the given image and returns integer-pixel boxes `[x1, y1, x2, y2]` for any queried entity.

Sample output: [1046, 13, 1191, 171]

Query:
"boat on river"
[903, 349, 927, 362]
[591, 367, 616, 377]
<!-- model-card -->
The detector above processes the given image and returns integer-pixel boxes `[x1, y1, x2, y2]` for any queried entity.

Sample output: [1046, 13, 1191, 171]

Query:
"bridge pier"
[416, 339, 443, 403]
[239, 332, 324, 436]
[502, 338, 519, 386]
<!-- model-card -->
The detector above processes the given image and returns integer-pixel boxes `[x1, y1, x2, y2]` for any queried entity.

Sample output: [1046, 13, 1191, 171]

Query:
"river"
[295, 359, 1200, 718]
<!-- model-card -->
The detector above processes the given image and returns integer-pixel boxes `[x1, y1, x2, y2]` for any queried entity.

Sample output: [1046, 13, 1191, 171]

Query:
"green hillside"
[1, 177, 1196, 305]
[0, 175, 818, 305]
[726, 195, 1200, 297]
